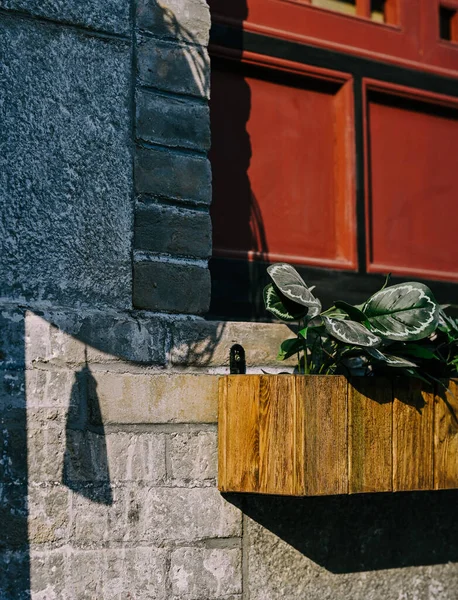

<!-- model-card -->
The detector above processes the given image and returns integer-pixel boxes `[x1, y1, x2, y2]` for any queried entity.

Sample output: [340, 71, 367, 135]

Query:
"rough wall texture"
[2, 1, 458, 599]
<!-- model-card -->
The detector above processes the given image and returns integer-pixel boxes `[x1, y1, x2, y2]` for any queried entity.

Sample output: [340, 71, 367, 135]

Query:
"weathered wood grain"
[348, 378, 392, 494]
[219, 375, 456, 496]
[218, 375, 260, 493]
[258, 376, 305, 495]
[304, 375, 348, 496]
[434, 379, 458, 489]
[393, 379, 434, 491]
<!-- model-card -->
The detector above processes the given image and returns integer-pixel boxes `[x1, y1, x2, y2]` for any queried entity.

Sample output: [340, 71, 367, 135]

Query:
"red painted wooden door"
[209, 1, 458, 317]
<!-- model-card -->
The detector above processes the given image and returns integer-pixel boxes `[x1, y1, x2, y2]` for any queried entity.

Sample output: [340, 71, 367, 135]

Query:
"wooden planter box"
[218, 375, 458, 496]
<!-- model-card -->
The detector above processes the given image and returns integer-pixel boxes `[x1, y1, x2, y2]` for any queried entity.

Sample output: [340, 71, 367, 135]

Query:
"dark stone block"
[133, 261, 210, 314]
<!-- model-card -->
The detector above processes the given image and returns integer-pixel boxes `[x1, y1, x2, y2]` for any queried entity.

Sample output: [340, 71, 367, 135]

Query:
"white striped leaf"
[323, 316, 381, 347]
[366, 348, 418, 368]
[363, 282, 439, 341]
[263, 284, 308, 322]
[267, 263, 321, 318]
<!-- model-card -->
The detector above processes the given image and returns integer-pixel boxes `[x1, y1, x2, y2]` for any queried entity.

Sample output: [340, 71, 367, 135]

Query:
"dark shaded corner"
[0, 315, 30, 598]
[223, 489, 458, 573]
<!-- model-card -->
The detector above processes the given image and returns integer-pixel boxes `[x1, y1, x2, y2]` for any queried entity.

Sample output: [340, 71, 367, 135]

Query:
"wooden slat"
[434, 379, 458, 489]
[304, 375, 348, 496]
[348, 378, 392, 493]
[393, 380, 434, 491]
[258, 376, 305, 495]
[218, 375, 260, 493]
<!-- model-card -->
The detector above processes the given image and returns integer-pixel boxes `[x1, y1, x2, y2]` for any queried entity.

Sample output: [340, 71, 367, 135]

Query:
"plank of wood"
[434, 379, 458, 489]
[393, 379, 434, 491]
[304, 375, 348, 496]
[218, 375, 260, 493]
[258, 376, 305, 496]
[348, 378, 392, 494]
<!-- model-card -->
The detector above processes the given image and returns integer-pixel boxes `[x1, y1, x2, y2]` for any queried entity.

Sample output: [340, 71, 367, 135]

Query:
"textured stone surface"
[0, 0, 131, 35]
[137, 36, 210, 98]
[71, 486, 241, 543]
[24, 310, 168, 367]
[168, 430, 217, 483]
[0, 19, 132, 308]
[89, 373, 218, 424]
[27, 547, 168, 599]
[67, 547, 168, 599]
[135, 203, 211, 258]
[133, 261, 211, 314]
[135, 146, 211, 204]
[244, 496, 458, 600]
[170, 547, 242, 598]
[137, 0, 210, 46]
[171, 320, 298, 369]
[137, 89, 210, 151]
[28, 485, 69, 545]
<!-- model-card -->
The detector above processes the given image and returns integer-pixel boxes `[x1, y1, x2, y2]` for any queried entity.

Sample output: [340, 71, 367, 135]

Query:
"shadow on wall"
[208, 0, 272, 321]
[226, 489, 458, 573]
[0, 3, 224, 598]
[62, 355, 113, 505]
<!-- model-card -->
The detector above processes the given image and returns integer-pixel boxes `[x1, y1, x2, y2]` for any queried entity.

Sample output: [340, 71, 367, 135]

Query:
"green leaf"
[263, 284, 308, 322]
[277, 338, 303, 361]
[267, 263, 321, 318]
[363, 282, 439, 341]
[323, 317, 381, 347]
[366, 348, 418, 368]
[394, 343, 438, 360]
[334, 301, 367, 323]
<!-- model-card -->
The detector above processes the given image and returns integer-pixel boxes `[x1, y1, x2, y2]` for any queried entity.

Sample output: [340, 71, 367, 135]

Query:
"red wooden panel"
[364, 80, 458, 282]
[210, 55, 356, 268]
[209, 0, 426, 73]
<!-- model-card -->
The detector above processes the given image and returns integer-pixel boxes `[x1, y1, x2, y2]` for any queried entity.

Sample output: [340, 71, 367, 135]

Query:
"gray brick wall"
[133, 0, 212, 315]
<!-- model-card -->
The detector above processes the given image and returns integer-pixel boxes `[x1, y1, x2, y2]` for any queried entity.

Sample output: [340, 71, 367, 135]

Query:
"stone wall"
[1, 1, 458, 599]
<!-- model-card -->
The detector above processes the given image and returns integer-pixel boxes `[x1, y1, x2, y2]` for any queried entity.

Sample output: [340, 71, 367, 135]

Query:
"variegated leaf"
[366, 348, 418, 367]
[323, 316, 381, 347]
[364, 282, 439, 341]
[267, 263, 321, 318]
[263, 284, 308, 322]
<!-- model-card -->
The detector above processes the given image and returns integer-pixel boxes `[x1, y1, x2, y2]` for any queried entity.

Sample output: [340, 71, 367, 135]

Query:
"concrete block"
[168, 430, 217, 483]
[70, 486, 241, 543]
[30, 548, 66, 600]
[64, 431, 166, 484]
[136, 89, 210, 151]
[28, 485, 69, 545]
[170, 547, 242, 598]
[89, 373, 218, 424]
[133, 261, 211, 314]
[67, 547, 167, 599]
[0, 0, 131, 34]
[24, 310, 168, 367]
[171, 320, 298, 369]
[137, 37, 210, 98]
[135, 146, 211, 205]
[24, 369, 81, 423]
[134, 204, 211, 258]
[0, 19, 132, 308]
[137, 0, 210, 46]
